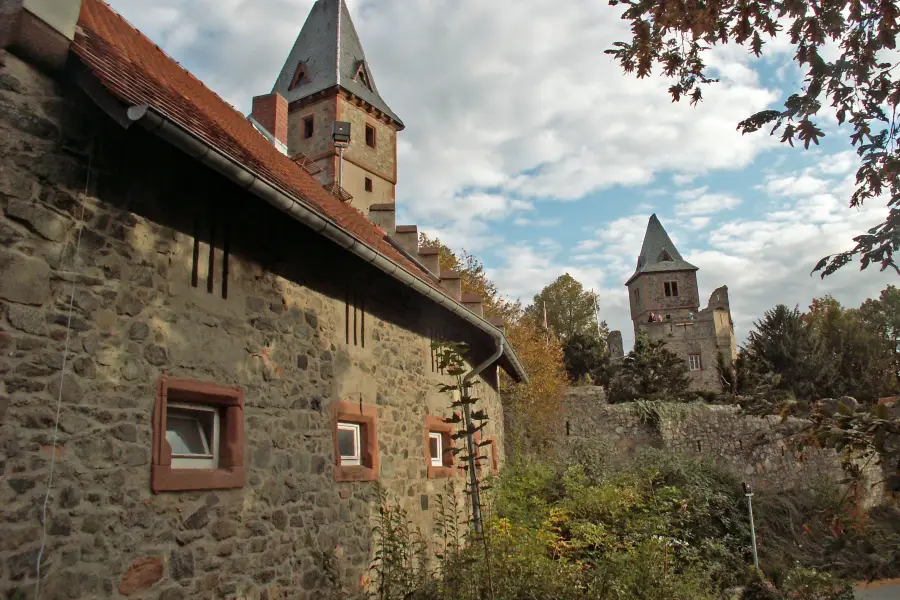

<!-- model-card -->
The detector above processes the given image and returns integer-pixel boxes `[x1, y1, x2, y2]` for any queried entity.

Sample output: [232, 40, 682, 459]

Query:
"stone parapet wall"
[561, 387, 882, 505]
[0, 52, 501, 599]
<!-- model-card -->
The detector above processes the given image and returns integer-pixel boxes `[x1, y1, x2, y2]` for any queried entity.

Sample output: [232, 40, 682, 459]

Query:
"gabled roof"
[69, 0, 525, 380]
[271, 0, 403, 128]
[625, 214, 698, 285]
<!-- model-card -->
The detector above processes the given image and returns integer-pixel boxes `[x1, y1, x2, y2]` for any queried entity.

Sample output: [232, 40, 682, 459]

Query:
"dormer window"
[289, 63, 307, 90]
[658, 249, 673, 262]
[354, 61, 372, 91]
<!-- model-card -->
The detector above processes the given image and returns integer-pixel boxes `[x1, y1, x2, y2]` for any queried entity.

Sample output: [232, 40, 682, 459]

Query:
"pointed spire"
[272, 0, 403, 128]
[626, 214, 697, 285]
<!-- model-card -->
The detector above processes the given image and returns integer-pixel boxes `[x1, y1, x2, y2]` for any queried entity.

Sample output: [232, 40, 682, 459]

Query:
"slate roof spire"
[272, 0, 403, 128]
[626, 214, 698, 285]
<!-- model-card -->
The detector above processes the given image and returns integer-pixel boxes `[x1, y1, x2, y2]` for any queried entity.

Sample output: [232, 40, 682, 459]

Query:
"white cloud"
[675, 187, 742, 216]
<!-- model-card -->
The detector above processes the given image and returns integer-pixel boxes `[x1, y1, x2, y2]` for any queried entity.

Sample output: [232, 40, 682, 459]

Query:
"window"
[332, 401, 378, 481]
[429, 432, 443, 467]
[365, 124, 376, 148]
[634, 288, 640, 304]
[303, 115, 314, 139]
[425, 415, 455, 478]
[364, 177, 373, 192]
[337, 422, 362, 466]
[664, 281, 679, 297]
[688, 353, 701, 371]
[152, 376, 245, 492]
[289, 63, 306, 90]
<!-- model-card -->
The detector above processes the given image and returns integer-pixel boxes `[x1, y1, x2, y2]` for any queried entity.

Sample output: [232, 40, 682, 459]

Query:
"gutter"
[124, 104, 528, 383]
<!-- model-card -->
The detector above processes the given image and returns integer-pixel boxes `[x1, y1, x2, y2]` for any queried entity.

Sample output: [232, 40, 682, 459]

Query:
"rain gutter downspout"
[462, 334, 504, 535]
[124, 103, 528, 384]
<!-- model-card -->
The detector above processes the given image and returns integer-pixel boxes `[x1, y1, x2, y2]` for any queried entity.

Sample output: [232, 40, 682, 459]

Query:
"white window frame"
[688, 354, 702, 371]
[429, 431, 444, 467]
[166, 402, 220, 469]
[337, 422, 362, 466]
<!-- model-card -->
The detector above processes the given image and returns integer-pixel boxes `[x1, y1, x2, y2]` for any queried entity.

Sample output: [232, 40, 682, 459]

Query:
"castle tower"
[623, 214, 736, 391]
[254, 0, 403, 216]
[626, 214, 700, 328]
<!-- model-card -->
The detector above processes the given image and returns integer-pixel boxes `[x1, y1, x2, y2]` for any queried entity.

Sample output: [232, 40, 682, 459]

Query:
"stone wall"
[286, 97, 337, 179]
[560, 387, 881, 505]
[0, 52, 503, 599]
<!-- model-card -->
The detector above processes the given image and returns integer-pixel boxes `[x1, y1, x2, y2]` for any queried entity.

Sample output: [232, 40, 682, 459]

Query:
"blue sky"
[106, 0, 897, 349]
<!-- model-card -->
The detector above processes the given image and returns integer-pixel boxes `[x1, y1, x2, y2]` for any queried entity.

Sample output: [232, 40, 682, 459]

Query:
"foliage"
[419, 233, 568, 452]
[607, 332, 690, 402]
[523, 273, 607, 343]
[607, 0, 900, 277]
[563, 331, 612, 386]
[858, 284, 900, 389]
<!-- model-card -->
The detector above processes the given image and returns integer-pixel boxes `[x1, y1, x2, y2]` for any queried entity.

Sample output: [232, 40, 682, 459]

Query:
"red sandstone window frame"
[485, 436, 499, 474]
[152, 375, 245, 493]
[333, 401, 379, 482]
[365, 124, 376, 149]
[424, 415, 456, 478]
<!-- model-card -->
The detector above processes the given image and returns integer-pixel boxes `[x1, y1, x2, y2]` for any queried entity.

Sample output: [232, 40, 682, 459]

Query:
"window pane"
[338, 426, 357, 458]
[429, 435, 440, 459]
[167, 415, 208, 455]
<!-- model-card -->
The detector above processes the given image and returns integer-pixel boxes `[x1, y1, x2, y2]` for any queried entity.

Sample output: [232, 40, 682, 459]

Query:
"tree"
[524, 274, 605, 343]
[607, 0, 900, 277]
[562, 331, 612, 386]
[858, 285, 900, 388]
[607, 332, 689, 402]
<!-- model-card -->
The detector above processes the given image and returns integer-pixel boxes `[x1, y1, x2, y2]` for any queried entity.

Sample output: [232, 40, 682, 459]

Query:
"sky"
[106, 0, 897, 350]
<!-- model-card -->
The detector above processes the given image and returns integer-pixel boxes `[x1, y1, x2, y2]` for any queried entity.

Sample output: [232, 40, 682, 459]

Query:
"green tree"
[524, 273, 606, 343]
[858, 285, 900, 389]
[562, 331, 612, 386]
[607, 0, 900, 277]
[607, 332, 689, 402]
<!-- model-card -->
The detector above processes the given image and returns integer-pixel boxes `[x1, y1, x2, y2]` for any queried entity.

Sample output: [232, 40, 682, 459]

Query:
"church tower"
[253, 0, 403, 216]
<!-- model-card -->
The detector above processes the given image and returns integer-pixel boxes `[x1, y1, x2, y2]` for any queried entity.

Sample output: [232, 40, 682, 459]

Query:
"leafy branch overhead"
[607, 0, 900, 277]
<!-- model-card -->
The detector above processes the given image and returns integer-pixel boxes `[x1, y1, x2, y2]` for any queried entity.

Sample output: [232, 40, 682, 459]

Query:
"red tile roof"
[71, 0, 433, 285]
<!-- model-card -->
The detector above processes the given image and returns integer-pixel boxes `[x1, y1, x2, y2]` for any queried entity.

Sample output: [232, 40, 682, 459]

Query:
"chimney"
[417, 246, 440, 277]
[250, 92, 288, 147]
[488, 316, 505, 333]
[394, 225, 418, 257]
[368, 203, 395, 234]
[1, 0, 82, 70]
[461, 293, 483, 317]
[439, 271, 461, 302]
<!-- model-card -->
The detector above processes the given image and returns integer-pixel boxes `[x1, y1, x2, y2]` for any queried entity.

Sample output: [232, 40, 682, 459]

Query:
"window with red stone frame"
[152, 375, 245, 493]
[424, 416, 456, 478]
[333, 400, 379, 482]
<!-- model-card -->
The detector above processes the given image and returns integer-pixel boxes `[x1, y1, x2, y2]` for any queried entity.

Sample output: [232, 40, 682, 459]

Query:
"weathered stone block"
[169, 549, 195, 580]
[0, 248, 51, 305]
[6, 199, 71, 241]
[118, 557, 164, 596]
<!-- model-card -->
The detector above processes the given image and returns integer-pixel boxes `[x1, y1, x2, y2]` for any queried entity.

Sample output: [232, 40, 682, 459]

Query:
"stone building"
[610, 214, 736, 391]
[0, 1, 526, 598]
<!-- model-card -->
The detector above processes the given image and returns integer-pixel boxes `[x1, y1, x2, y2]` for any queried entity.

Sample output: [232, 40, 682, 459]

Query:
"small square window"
[333, 401, 379, 482]
[337, 422, 362, 466]
[152, 376, 245, 493]
[364, 177, 373, 192]
[365, 124, 376, 148]
[429, 432, 443, 467]
[303, 116, 314, 139]
[688, 354, 701, 371]
[664, 281, 679, 297]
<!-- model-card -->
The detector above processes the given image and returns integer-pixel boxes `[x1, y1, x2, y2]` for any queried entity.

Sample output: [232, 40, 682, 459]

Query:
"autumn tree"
[524, 273, 605, 342]
[419, 233, 568, 449]
[607, 0, 900, 276]
[563, 332, 612, 386]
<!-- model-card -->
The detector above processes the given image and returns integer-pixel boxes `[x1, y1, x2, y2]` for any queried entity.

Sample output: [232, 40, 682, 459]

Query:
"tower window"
[365, 124, 376, 148]
[688, 353, 701, 371]
[634, 289, 640, 304]
[303, 116, 314, 139]
[364, 177, 373, 192]
[664, 281, 679, 297]
[289, 64, 306, 90]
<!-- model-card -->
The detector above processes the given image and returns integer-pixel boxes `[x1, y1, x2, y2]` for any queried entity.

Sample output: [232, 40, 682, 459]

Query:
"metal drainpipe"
[462, 335, 503, 535]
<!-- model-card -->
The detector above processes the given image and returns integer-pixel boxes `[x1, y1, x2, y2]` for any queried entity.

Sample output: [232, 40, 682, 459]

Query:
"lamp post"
[331, 121, 350, 188]
[743, 481, 759, 570]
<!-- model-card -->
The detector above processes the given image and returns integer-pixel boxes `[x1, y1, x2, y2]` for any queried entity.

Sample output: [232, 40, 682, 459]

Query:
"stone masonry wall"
[0, 52, 503, 599]
[560, 387, 880, 505]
